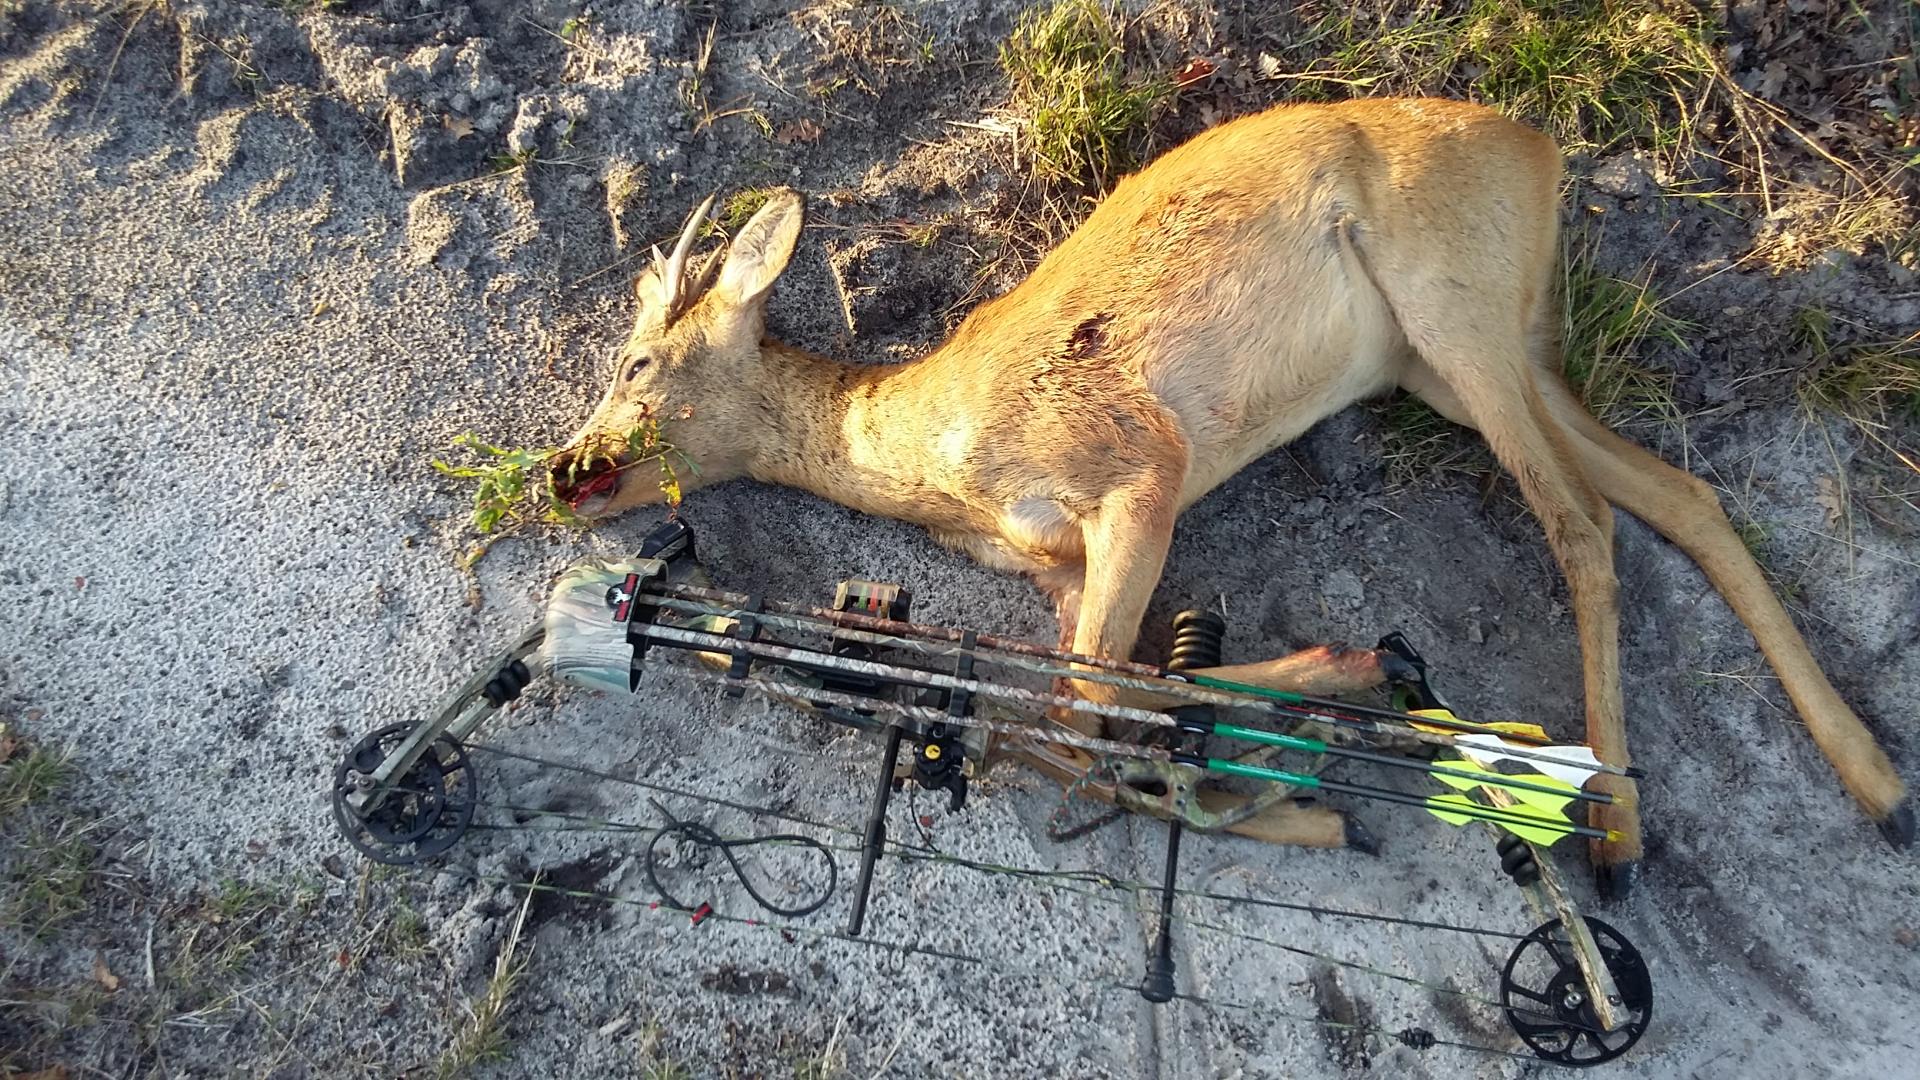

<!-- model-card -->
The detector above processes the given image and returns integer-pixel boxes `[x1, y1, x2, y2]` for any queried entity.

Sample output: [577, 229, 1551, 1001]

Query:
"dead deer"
[546, 96, 1911, 894]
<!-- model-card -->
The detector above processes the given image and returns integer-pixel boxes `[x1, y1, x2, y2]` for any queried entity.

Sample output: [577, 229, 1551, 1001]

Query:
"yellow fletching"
[1499, 774, 1577, 815]
[1422, 792, 1576, 847]
[1422, 793, 1483, 826]
[1406, 710, 1550, 742]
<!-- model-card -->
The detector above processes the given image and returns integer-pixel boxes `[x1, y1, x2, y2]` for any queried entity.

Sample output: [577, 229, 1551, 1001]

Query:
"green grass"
[1, 740, 72, 817]
[1278, 0, 1718, 153]
[1, 730, 96, 938]
[1560, 241, 1691, 428]
[719, 187, 777, 233]
[3, 817, 97, 937]
[488, 147, 537, 174]
[999, 0, 1171, 188]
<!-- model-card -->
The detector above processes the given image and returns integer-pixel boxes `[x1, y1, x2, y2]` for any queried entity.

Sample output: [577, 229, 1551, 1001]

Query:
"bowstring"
[453, 746, 1540, 945]
[461, 871, 1558, 1067]
[405, 745, 1606, 1035]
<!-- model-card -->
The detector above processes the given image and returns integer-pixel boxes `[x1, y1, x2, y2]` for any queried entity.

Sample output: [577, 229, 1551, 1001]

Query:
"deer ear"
[715, 189, 805, 309]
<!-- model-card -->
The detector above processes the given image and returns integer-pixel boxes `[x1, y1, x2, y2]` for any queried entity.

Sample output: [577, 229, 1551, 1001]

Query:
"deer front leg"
[1060, 489, 1180, 735]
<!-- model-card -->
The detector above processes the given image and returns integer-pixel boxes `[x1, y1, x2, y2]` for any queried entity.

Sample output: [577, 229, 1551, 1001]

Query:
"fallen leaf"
[443, 114, 476, 140]
[772, 118, 823, 145]
[1174, 57, 1217, 89]
[74, 575, 86, 589]
[310, 299, 332, 318]
[14, 1068, 70, 1080]
[1757, 59, 1788, 100]
[1813, 475, 1846, 530]
[93, 953, 121, 993]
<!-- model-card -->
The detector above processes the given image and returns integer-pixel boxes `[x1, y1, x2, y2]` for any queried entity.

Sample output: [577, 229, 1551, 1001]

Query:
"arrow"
[1407, 710, 1610, 791]
[1424, 793, 1583, 847]
[1191, 754, 1618, 844]
[1189, 719, 1618, 808]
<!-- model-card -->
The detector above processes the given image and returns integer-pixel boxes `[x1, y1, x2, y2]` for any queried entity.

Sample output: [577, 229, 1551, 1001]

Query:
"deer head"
[548, 188, 807, 517]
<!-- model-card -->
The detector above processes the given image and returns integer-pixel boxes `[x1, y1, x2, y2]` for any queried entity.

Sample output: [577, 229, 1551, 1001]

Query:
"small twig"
[86, 0, 156, 125]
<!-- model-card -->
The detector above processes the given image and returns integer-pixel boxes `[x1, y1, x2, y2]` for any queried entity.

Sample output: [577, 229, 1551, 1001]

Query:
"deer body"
[552, 97, 1911, 889]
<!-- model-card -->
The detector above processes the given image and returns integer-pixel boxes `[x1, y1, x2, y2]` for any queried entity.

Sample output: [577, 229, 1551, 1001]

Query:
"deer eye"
[624, 355, 652, 381]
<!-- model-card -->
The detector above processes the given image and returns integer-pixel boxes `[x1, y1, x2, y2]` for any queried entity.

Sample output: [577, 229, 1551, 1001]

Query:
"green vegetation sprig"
[432, 412, 688, 564]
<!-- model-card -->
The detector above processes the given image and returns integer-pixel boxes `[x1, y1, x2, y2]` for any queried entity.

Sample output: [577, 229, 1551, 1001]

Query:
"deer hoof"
[1878, 800, 1915, 851]
[1342, 815, 1381, 857]
[1594, 859, 1639, 902]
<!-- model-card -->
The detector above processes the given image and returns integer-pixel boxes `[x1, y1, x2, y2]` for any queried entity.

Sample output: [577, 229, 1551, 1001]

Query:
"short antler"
[651, 193, 716, 320]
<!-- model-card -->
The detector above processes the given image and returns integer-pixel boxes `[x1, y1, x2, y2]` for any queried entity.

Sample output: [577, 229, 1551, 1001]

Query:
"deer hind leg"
[1392, 329, 1642, 891]
[1533, 376, 1911, 848]
[1195, 645, 1396, 697]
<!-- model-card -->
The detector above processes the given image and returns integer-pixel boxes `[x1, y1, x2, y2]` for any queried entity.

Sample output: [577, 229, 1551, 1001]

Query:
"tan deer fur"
[548, 96, 1911, 885]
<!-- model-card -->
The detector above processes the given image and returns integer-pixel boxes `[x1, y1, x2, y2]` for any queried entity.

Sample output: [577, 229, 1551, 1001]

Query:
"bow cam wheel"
[330, 722, 478, 865]
[1500, 915, 1652, 1067]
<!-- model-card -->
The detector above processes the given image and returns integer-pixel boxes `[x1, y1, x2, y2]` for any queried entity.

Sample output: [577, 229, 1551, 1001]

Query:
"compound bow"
[330, 519, 1654, 1068]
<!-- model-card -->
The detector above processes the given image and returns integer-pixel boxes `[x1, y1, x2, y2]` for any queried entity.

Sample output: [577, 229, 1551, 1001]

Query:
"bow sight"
[330, 518, 1655, 1068]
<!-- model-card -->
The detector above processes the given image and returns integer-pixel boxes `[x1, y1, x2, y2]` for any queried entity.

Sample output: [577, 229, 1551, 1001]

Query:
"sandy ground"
[2, 1, 1917, 1077]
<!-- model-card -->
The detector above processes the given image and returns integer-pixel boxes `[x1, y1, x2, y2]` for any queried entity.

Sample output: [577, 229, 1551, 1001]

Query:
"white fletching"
[1453, 734, 1603, 791]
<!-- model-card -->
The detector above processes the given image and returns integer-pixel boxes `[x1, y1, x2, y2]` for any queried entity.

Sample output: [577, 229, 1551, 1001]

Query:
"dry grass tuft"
[1750, 180, 1918, 271]
[432, 884, 535, 1079]
[1375, 394, 1492, 490]
[1799, 322, 1920, 451]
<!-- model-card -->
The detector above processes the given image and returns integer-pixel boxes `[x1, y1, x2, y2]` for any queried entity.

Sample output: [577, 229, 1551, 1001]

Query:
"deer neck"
[744, 342, 976, 528]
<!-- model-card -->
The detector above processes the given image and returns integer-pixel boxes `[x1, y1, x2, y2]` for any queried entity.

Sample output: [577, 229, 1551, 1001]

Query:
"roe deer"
[546, 96, 1911, 894]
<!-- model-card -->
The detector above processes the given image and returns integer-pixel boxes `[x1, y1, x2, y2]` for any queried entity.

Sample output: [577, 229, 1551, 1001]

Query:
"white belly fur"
[1146, 218, 1408, 508]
